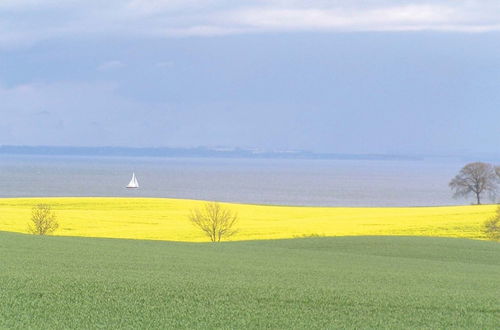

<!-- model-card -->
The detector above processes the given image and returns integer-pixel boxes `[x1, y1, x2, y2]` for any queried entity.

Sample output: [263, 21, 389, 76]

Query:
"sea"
[0, 154, 476, 207]
[0, 155, 476, 207]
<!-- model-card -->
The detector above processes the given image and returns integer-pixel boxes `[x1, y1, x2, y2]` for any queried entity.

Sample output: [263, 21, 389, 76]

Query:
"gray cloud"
[0, 1, 499, 48]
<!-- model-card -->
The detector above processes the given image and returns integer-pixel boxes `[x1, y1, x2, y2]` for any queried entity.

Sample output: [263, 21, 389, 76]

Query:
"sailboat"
[126, 172, 139, 188]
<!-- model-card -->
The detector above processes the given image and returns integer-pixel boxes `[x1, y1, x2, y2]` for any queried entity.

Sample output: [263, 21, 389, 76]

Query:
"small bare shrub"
[28, 204, 59, 235]
[293, 233, 326, 238]
[484, 206, 500, 241]
[189, 202, 238, 242]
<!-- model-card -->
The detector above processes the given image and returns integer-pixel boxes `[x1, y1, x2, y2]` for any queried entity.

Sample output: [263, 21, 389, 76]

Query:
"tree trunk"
[476, 193, 481, 205]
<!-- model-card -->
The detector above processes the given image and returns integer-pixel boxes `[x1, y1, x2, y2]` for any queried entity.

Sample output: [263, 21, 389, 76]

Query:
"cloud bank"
[0, 1, 499, 47]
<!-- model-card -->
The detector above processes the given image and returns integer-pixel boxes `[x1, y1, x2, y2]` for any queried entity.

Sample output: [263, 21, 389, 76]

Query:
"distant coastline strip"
[0, 145, 419, 161]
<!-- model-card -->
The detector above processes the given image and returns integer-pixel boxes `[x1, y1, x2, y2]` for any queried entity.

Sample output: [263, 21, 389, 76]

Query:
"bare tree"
[28, 204, 59, 235]
[189, 202, 238, 242]
[449, 162, 499, 205]
[483, 206, 500, 241]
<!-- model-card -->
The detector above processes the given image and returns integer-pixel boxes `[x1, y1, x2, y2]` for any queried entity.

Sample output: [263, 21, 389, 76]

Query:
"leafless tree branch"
[189, 202, 238, 242]
[28, 204, 59, 235]
[449, 162, 499, 205]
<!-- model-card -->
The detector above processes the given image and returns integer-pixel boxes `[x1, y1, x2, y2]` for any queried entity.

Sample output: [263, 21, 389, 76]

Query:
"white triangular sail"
[126, 172, 139, 188]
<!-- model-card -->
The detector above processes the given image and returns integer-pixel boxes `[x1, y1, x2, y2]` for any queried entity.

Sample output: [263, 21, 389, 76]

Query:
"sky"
[0, 0, 499, 155]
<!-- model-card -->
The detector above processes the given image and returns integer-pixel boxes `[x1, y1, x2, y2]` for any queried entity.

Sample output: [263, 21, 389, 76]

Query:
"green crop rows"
[1, 232, 499, 328]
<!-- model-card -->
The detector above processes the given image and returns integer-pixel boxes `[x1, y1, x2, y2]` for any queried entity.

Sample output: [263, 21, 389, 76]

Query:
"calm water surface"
[0, 155, 468, 206]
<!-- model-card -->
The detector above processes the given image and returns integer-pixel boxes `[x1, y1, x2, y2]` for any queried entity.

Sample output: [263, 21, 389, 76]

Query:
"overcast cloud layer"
[1, 0, 500, 48]
[0, 1, 499, 155]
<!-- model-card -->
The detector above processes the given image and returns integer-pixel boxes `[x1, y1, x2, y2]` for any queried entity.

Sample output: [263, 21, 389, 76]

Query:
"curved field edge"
[0, 197, 496, 242]
[0, 233, 498, 328]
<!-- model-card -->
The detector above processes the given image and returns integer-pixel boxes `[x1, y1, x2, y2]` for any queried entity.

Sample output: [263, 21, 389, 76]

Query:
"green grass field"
[1, 231, 498, 328]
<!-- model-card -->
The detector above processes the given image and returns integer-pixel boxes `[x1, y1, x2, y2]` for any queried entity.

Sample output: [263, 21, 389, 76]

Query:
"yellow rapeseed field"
[0, 197, 495, 242]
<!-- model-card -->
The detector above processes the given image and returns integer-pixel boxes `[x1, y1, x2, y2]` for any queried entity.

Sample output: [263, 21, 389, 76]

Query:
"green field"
[1, 231, 498, 328]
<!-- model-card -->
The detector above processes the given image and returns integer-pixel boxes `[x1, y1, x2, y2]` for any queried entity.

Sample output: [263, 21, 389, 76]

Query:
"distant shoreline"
[0, 145, 423, 161]
[0, 196, 487, 208]
[1, 146, 498, 162]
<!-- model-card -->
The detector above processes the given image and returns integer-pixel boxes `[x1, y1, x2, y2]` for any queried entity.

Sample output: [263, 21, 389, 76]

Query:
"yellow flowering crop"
[0, 197, 495, 242]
